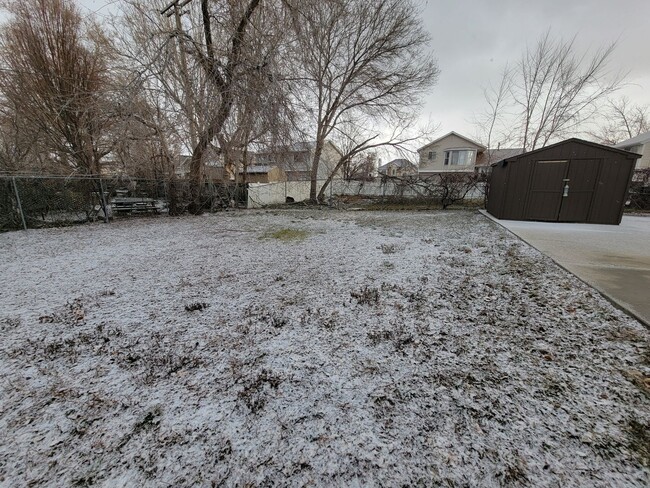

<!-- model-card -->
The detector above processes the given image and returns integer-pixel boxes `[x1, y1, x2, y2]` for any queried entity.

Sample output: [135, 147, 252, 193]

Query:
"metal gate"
[525, 159, 600, 222]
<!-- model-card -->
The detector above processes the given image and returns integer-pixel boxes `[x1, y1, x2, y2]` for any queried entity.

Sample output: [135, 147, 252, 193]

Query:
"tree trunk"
[316, 154, 350, 202]
[188, 136, 208, 214]
[309, 139, 325, 202]
[187, 97, 234, 213]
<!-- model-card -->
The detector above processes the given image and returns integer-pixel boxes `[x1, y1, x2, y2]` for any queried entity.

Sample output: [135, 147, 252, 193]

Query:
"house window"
[428, 151, 436, 160]
[444, 149, 475, 166]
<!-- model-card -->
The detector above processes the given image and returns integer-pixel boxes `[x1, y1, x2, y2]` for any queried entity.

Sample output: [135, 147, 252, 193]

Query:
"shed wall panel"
[589, 158, 633, 224]
[500, 160, 532, 220]
[558, 159, 599, 222]
[525, 161, 567, 221]
[486, 165, 508, 217]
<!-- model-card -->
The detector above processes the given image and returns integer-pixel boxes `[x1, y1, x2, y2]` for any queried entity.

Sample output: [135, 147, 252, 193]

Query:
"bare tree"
[113, 2, 205, 181]
[478, 30, 623, 152]
[286, 0, 438, 202]
[0, 0, 115, 175]
[317, 117, 433, 201]
[474, 65, 517, 164]
[343, 152, 377, 181]
[590, 96, 650, 145]
[169, 0, 288, 212]
[0, 101, 42, 173]
[117, 0, 293, 212]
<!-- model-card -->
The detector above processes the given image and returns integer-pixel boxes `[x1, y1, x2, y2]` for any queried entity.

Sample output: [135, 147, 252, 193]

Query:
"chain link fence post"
[11, 176, 27, 230]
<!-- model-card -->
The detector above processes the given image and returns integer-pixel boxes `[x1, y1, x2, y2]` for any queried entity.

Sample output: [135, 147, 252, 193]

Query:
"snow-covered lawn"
[0, 210, 648, 487]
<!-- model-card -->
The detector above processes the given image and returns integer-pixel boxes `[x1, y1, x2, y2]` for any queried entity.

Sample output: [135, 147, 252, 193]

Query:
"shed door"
[558, 159, 600, 222]
[526, 160, 568, 221]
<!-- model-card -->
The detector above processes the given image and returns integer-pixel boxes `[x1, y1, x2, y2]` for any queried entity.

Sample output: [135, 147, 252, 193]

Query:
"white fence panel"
[247, 180, 328, 208]
[246, 179, 487, 208]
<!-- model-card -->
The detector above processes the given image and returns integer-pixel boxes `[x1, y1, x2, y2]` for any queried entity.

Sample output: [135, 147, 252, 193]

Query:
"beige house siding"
[614, 133, 650, 170]
[418, 134, 483, 173]
[631, 143, 649, 169]
[319, 141, 343, 180]
[243, 166, 287, 183]
[614, 143, 648, 170]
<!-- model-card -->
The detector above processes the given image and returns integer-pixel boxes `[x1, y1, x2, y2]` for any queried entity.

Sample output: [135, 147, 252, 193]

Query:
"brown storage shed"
[487, 139, 640, 225]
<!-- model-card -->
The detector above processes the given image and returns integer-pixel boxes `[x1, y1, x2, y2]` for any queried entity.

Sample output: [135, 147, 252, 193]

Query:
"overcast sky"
[417, 0, 650, 139]
[58, 0, 650, 143]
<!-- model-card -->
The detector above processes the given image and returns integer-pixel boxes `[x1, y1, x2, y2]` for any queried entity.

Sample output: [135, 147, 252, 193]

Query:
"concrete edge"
[478, 209, 649, 329]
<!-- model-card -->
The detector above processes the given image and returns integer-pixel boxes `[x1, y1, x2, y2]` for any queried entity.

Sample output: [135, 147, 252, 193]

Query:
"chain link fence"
[0, 175, 247, 232]
[627, 169, 650, 212]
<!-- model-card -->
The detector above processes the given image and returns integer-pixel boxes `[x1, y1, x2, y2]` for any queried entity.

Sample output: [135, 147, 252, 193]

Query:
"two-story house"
[418, 131, 524, 176]
[417, 132, 486, 176]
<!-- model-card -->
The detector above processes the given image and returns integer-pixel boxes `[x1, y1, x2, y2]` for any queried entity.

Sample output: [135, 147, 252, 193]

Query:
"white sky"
[417, 0, 650, 139]
[32, 0, 650, 145]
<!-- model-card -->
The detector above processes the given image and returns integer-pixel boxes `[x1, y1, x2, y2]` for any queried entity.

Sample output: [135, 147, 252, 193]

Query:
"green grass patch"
[261, 228, 309, 241]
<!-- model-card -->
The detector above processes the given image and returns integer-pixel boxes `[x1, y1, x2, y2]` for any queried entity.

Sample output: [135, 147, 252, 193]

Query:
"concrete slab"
[480, 210, 650, 326]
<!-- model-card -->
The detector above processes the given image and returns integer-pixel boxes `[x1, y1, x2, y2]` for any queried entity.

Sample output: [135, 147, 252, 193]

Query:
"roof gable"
[418, 131, 486, 153]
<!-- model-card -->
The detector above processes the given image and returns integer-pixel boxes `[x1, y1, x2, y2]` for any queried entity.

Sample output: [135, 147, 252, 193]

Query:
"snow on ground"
[0, 209, 648, 487]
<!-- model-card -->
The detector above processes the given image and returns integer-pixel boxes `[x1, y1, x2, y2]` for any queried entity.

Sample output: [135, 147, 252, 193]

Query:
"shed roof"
[490, 138, 642, 166]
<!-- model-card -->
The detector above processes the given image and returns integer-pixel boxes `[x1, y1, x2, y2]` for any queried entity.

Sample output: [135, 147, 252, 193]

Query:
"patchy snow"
[0, 209, 648, 487]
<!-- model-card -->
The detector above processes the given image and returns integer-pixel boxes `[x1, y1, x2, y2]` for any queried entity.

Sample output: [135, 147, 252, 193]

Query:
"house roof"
[613, 130, 650, 149]
[476, 148, 524, 166]
[378, 158, 416, 171]
[490, 138, 642, 166]
[418, 131, 487, 153]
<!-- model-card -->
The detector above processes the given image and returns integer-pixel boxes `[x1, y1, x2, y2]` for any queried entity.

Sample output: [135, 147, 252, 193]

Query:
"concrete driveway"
[482, 211, 650, 326]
